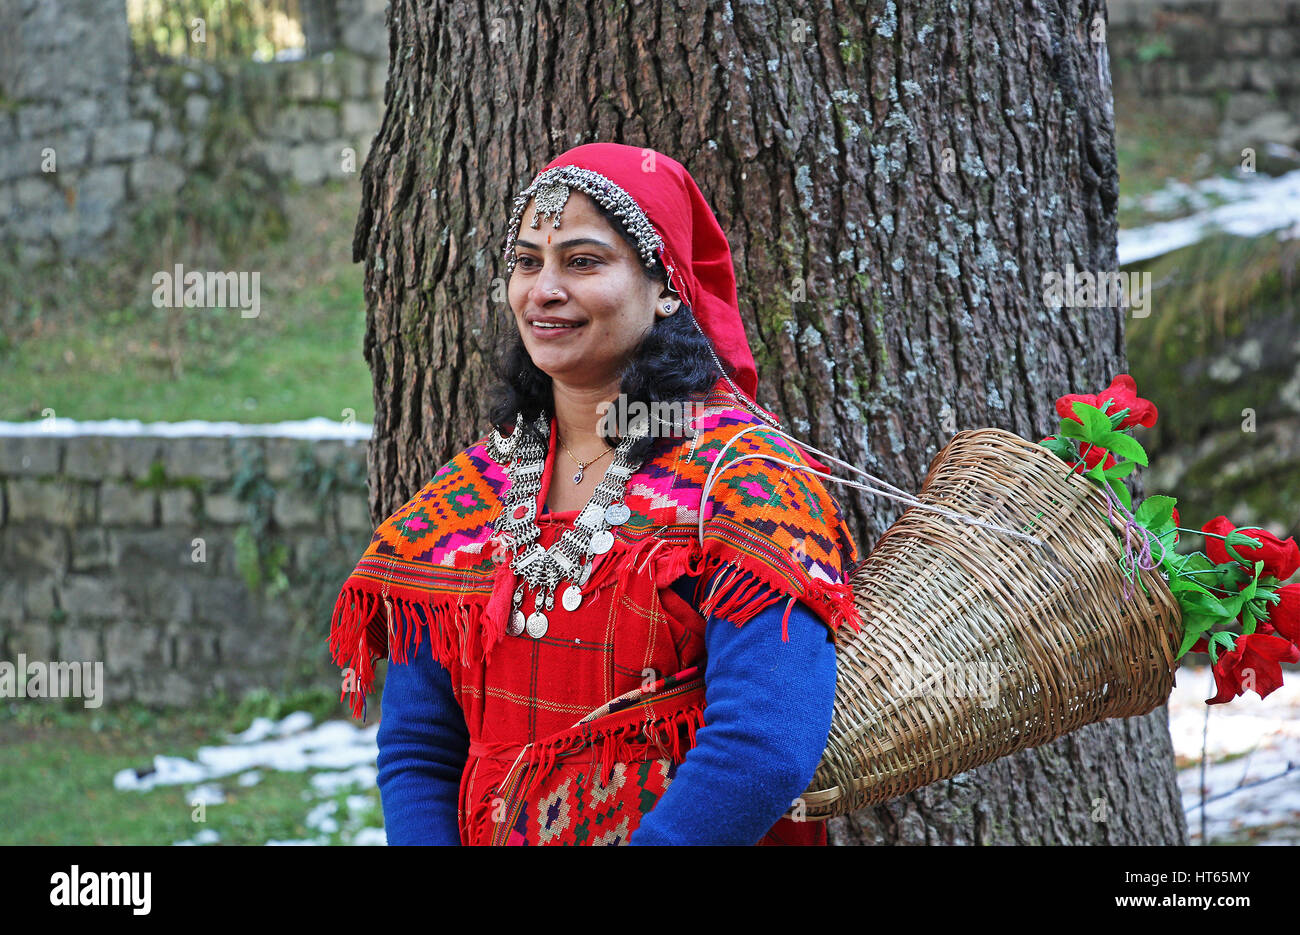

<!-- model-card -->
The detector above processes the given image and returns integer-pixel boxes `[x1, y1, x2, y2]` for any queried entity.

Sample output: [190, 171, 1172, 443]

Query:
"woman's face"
[507, 190, 670, 391]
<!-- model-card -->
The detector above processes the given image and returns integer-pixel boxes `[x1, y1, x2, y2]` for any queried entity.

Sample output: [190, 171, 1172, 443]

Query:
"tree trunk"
[352, 0, 1188, 845]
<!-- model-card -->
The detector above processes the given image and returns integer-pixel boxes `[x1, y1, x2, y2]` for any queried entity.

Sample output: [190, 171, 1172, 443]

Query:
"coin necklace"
[487, 412, 646, 639]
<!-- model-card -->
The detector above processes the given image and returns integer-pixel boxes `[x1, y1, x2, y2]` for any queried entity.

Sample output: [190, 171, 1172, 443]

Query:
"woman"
[329, 142, 862, 845]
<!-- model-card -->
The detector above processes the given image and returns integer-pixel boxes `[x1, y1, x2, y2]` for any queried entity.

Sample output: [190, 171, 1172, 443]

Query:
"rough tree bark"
[351, 0, 1188, 845]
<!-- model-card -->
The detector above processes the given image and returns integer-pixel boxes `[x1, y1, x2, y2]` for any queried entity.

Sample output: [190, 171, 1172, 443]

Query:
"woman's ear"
[655, 289, 679, 318]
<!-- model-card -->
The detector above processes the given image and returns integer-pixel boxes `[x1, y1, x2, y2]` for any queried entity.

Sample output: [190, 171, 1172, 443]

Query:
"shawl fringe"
[328, 581, 492, 721]
[694, 543, 863, 641]
[466, 698, 710, 845]
[329, 530, 862, 722]
[624, 531, 864, 641]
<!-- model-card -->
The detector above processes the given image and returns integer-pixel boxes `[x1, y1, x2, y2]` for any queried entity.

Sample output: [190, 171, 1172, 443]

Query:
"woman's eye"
[514, 255, 599, 270]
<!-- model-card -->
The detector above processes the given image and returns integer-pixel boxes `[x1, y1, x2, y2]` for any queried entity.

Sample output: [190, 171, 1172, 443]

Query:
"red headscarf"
[505, 141, 833, 474]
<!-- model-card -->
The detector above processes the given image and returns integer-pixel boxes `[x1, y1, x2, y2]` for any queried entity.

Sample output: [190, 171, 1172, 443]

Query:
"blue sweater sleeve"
[627, 569, 838, 845]
[375, 605, 469, 845]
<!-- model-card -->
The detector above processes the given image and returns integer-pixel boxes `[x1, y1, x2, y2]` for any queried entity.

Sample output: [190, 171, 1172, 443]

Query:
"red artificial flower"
[1262, 583, 1300, 645]
[1171, 506, 1180, 544]
[1068, 443, 1116, 476]
[1055, 374, 1158, 430]
[1194, 632, 1299, 704]
[1200, 515, 1300, 580]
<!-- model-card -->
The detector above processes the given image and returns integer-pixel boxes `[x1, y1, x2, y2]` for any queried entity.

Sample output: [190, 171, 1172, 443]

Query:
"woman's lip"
[530, 321, 586, 338]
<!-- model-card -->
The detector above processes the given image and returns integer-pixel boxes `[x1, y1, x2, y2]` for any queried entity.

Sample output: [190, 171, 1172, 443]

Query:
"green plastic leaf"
[1103, 460, 1139, 479]
[1134, 495, 1176, 529]
[1039, 437, 1074, 460]
[1058, 418, 1089, 441]
[1096, 431, 1149, 466]
[1180, 591, 1229, 617]
[1133, 496, 1177, 546]
[1176, 613, 1216, 657]
[1169, 577, 1214, 597]
[1179, 552, 1216, 574]
[1219, 590, 1248, 617]
[1161, 550, 1191, 575]
[1070, 401, 1112, 441]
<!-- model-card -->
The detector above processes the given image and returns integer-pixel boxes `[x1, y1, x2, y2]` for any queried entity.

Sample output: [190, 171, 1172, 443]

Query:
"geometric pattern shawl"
[328, 381, 862, 721]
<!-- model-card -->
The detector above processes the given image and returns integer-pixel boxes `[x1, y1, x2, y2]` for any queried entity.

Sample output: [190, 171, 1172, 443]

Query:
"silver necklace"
[486, 412, 647, 639]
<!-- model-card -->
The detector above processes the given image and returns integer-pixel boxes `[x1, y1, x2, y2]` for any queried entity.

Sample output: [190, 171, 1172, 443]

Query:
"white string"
[697, 424, 1048, 550]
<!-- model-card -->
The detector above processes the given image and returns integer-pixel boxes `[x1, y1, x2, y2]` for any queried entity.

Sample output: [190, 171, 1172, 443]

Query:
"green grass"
[0, 689, 382, 845]
[1114, 87, 1225, 228]
[0, 179, 374, 425]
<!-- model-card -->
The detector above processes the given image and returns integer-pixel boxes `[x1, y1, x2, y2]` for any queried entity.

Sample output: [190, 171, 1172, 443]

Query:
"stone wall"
[1108, 0, 1300, 154]
[0, 434, 372, 706]
[0, 0, 388, 263]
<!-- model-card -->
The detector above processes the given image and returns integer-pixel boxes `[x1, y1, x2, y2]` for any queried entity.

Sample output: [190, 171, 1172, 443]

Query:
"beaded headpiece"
[503, 165, 665, 277]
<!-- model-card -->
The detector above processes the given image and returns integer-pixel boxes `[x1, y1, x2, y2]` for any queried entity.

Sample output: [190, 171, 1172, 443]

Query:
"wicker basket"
[801, 427, 1183, 820]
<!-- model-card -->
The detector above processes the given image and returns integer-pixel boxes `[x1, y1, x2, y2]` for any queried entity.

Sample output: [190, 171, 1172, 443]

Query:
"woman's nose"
[528, 265, 565, 304]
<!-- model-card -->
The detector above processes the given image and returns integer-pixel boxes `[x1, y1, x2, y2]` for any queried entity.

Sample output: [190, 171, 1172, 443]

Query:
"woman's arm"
[375, 611, 470, 845]
[627, 568, 837, 845]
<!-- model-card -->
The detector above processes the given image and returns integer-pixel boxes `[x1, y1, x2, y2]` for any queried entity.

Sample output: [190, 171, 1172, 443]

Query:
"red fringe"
[502, 703, 711, 827]
[481, 566, 515, 659]
[328, 530, 862, 721]
[690, 538, 863, 641]
[328, 580, 491, 722]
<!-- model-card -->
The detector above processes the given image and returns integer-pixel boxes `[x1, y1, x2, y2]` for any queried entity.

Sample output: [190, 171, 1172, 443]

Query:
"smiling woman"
[330, 143, 863, 846]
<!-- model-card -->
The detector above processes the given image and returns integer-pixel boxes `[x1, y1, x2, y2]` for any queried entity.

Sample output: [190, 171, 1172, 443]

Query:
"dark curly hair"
[488, 198, 721, 463]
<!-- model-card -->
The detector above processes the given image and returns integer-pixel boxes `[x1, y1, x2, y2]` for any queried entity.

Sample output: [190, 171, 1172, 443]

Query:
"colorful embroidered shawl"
[328, 381, 862, 844]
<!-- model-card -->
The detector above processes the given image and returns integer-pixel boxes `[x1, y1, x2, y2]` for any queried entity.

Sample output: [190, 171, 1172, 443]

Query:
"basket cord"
[1095, 475, 1170, 599]
[698, 425, 1048, 549]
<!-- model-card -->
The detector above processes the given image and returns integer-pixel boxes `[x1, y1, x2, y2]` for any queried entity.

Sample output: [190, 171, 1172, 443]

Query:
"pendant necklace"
[486, 412, 647, 639]
[561, 437, 615, 484]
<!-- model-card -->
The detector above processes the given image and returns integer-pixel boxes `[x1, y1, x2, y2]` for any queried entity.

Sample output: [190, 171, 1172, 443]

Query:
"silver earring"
[663, 304, 674, 314]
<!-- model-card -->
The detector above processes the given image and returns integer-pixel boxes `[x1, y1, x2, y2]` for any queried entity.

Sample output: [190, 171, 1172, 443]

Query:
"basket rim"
[919, 426, 1149, 540]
